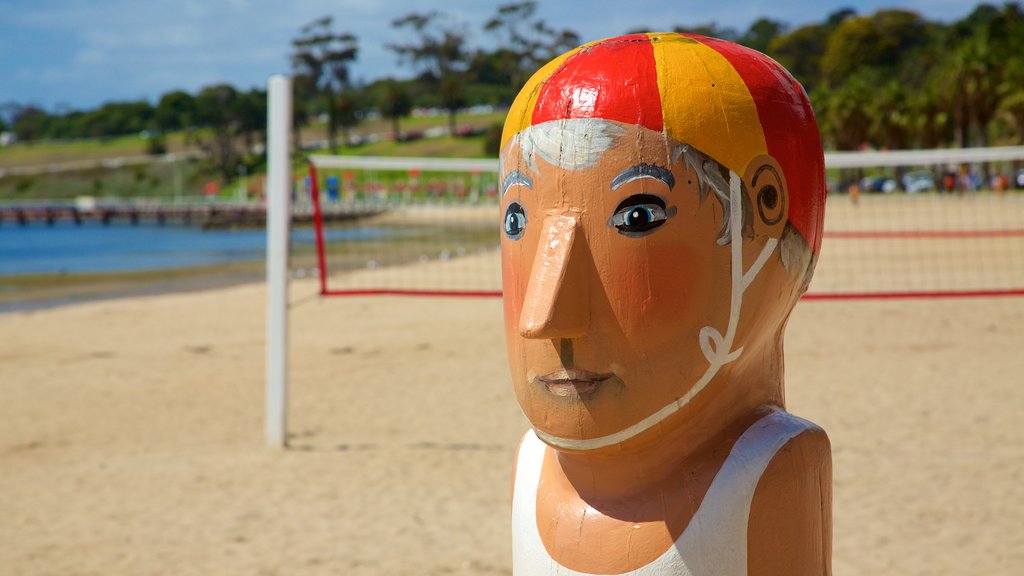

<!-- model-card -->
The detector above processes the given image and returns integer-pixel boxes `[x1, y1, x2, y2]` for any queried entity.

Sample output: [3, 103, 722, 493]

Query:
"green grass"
[0, 136, 144, 167]
[349, 110, 505, 136]
[329, 135, 490, 158]
[0, 159, 211, 201]
[0, 133, 197, 169]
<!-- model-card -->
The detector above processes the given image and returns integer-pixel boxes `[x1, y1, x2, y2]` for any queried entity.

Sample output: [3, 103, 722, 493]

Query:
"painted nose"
[519, 215, 590, 339]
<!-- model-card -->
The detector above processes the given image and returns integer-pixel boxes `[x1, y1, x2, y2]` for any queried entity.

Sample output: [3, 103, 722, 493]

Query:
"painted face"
[501, 121, 778, 448]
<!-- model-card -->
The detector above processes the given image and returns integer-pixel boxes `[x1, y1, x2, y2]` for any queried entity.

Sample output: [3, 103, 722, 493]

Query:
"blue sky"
[0, 0, 978, 112]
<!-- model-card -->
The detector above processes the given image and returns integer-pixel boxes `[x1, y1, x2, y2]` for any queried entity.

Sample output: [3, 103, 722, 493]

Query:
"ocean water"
[0, 220, 390, 276]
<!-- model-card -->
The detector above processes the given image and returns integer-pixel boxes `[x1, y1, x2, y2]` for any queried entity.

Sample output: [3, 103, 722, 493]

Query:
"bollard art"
[500, 33, 831, 575]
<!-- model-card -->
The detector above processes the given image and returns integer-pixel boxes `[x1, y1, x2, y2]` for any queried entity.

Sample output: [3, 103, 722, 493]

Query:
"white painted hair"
[510, 119, 625, 171]
[780, 223, 817, 292]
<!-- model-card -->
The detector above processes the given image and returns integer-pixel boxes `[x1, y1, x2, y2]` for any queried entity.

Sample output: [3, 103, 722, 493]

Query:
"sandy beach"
[2, 195, 1024, 575]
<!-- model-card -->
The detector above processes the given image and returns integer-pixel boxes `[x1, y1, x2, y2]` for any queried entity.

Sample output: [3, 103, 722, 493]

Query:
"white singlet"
[511, 409, 817, 576]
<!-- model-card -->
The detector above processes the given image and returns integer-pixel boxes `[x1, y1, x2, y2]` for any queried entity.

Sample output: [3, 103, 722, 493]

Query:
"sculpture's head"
[499, 33, 825, 452]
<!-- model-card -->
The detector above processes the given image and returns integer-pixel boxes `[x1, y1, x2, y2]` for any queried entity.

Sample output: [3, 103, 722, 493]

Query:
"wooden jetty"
[0, 199, 386, 229]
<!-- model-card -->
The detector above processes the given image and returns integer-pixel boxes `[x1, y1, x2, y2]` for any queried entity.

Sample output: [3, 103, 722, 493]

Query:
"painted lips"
[536, 369, 612, 397]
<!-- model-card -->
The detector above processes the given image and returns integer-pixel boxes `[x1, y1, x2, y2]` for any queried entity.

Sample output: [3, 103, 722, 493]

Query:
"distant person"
[956, 166, 968, 194]
[993, 172, 1009, 194]
[959, 170, 973, 194]
[943, 172, 956, 193]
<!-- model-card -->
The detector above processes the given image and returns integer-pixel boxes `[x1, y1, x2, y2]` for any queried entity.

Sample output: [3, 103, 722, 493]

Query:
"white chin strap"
[536, 171, 779, 451]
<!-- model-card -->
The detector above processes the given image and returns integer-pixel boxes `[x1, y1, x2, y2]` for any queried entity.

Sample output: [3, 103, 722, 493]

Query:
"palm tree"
[378, 80, 413, 142]
[292, 17, 359, 151]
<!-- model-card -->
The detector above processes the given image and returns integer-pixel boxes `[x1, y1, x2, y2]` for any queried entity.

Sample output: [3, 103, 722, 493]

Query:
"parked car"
[859, 176, 898, 193]
[902, 170, 936, 193]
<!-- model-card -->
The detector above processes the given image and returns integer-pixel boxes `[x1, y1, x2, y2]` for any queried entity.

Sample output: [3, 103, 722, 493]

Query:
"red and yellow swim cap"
[501, 33, 825, 253]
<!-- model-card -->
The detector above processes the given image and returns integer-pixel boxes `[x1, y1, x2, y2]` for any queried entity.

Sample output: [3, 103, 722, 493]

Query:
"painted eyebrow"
[502, 170, 533, 196]
[611, 163, 676, 191]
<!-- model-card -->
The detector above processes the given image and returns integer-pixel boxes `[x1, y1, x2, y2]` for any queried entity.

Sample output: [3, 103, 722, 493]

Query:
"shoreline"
[0, 261, 270, 314]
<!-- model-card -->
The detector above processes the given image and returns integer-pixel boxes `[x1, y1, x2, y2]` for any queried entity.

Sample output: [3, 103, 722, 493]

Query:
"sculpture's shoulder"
[757, 410, 831, 464]
[749, 410, 831, 501]
[747, 410, 832, 576]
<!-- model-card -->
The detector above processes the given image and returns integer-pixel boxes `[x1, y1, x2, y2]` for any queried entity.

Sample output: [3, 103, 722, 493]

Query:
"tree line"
[3, 2, 1022, 177]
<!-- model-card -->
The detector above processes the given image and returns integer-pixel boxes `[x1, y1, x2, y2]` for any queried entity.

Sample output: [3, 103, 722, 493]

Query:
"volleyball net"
[302, 148, 1024, 300]
[303, 155, 502, 297]
[810, 147, 1024, 299]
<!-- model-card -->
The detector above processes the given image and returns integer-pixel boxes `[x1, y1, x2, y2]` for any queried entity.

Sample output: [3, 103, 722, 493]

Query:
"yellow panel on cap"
[647, 33, 767, 173]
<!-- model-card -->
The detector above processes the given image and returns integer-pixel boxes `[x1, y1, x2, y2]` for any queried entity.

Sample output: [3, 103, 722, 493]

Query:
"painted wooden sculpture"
[500, 34, 831, 575]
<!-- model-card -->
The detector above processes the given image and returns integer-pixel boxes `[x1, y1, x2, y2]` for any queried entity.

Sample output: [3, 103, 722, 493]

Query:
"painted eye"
[504, 202, 527, 240]
[609, 194, 670, 237]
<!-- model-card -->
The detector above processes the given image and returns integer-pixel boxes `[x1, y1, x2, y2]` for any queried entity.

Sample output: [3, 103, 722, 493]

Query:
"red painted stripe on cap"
[532, 34, 663, 132]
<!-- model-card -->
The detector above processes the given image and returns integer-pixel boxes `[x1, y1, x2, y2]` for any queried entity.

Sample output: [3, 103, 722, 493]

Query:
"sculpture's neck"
[552, 360, 784, 501]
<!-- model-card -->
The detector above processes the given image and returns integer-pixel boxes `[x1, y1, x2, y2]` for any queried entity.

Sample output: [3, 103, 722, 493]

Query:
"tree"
[957, 35, 1001, 148]
[767, 8, 855, 91]
[233, 88, 267, 156]
[739, 18, 788, 53]
[825, 7, 858, 28]
[57, 101, 153, 139]
[334, 91, 360, 147]
[871, 79, 912, 150]
[814, 70, 876, 186]
[868, 79, 915, 185]
[949, 3, 1003, 40]
[484, 2, 580, 89]
[292, 16, 359, 151]
[390, 12, 470, 135]
[999, 49, 1024, 144]
[820, 10, 927, 86]
[816, 69, 876, 151]
[195, 84, 240, 181]
[11, 106, 51, 143]
[1000, 89, 1024, 143]
[154, 90, 198, 133]
[378, 79, 413, 142]
[672, 23, 738, 41]
[0, 102, 17, 133]
[291, 74, 316, 152]
[931, 54, 972, 149]
[966, 2, 1024, 147]
[908, 87, 953, 150]
[935, 6, 1020, 152]
[767, 24, 831, 90]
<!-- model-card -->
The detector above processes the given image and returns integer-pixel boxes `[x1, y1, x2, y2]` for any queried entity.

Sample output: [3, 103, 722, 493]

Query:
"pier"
[0, 199, 386, 229]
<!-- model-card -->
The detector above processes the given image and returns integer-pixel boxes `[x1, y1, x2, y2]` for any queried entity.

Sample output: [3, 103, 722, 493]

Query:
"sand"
[2, 195, 1024, 575]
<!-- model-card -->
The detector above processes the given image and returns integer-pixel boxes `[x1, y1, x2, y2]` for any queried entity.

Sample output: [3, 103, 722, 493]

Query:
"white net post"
[265, 75, 292, 448]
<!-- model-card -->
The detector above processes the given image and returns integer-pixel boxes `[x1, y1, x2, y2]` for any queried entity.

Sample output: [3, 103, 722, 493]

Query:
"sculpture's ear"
[743, 155, 788, 239]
